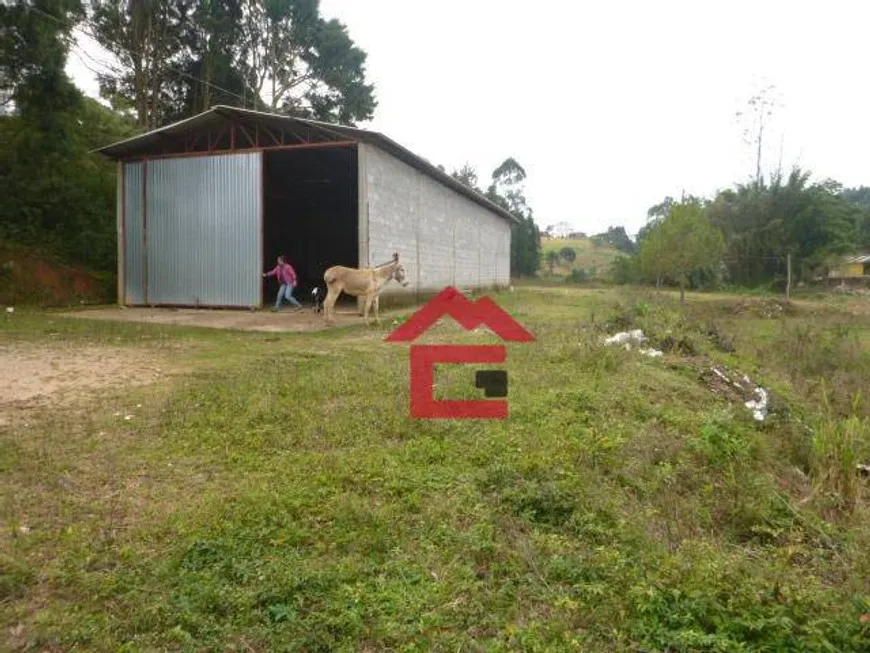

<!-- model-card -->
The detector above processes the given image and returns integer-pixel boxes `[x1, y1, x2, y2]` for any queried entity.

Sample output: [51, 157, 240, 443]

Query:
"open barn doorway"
[262, 145, 359, 309]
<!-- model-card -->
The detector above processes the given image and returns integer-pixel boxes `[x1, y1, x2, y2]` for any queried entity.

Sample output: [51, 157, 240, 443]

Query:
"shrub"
[610, 256, 641, 284]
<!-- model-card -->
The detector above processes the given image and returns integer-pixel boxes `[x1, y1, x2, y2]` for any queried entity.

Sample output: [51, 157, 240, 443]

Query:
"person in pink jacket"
[263, 255, 302, 311]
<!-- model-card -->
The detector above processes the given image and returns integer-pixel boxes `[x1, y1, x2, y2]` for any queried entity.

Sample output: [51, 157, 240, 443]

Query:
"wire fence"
[602, 251, 870, 300]
[695, 252, 869, 298]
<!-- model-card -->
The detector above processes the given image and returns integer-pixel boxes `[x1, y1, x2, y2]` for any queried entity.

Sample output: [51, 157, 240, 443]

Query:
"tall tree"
[90, 0, 188, 130]
[510, 213, 541, 277]
[638, 219, 668, 288]
[450, 163, 481, 193]
[89, 0, 377, 128]
[1, 0, 137, 274]
[487, 157, 528, 213]
[646, 195, 675, 221]
[841, 186, 870, 246]
[441, 158, 541, 277]
[1, 0, 84, 138]
[485, 157, 541, 277]
[238, 0, 375, 124]
[165, 0, 252, 120]
[735, 83, 781, 187]
[706, 166, 857, 284]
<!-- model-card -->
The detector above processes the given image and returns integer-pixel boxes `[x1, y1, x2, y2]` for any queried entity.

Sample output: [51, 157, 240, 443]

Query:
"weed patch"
[3, 286, 870, 650]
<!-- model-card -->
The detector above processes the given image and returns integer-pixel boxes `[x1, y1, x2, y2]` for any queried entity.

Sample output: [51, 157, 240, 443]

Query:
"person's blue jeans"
[275, 283, 302, 309]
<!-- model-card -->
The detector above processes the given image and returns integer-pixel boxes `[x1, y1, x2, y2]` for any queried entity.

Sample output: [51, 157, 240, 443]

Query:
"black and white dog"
[311, 286, 324, 314]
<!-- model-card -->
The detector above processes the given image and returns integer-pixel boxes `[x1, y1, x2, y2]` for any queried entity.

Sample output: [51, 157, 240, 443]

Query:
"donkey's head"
[388, 252, 409, 287]
[393, 263, 409, 287]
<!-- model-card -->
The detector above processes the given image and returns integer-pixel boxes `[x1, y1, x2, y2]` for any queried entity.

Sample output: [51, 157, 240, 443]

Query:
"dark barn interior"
[262, 146, 359, 308]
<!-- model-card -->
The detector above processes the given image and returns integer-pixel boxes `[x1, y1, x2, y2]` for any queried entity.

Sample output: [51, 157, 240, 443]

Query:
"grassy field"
[539, 237, 626, 280]
[2, 286, 870, 651]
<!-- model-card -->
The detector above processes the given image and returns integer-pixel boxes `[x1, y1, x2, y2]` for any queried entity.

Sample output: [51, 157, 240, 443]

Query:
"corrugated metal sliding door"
[123, 162, 145, 305]
[144, 153, 262, 307]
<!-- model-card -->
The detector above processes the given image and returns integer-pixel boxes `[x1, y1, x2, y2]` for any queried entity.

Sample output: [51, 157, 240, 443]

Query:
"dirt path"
[59, 306, 398, 332]
[0, 342, 176, 427]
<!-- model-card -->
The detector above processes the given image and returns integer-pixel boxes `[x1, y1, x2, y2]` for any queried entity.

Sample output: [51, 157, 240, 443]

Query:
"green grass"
[2, 286, 870, 651]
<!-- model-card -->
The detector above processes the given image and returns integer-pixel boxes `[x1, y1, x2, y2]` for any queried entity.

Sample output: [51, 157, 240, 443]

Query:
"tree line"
[444, 159, 541, 278]
[539, 84, 870, 296]
[86, 0, 376, 129]
[613, 84, 870, 297]
[1, 0, 539, 280]
[2, 1, 134, 271]
[1, 0, 378, 274]
[612, 171, 870, 299]
[5, 1, 864, 292]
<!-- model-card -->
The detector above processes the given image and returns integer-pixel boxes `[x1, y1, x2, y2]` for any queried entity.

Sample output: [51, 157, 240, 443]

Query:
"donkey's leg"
[363, 294, 374, 325]
[329, 290, 341, 324]
[323, 287, 339, 325]
[321, 289, 330, 323]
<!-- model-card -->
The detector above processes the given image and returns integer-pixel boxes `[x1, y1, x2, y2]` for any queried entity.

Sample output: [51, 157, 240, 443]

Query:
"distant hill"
[539, 236, 627, 279]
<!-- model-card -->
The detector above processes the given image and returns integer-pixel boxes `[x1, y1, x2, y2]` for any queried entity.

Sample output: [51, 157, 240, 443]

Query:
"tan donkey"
[322, 252, 409, 326]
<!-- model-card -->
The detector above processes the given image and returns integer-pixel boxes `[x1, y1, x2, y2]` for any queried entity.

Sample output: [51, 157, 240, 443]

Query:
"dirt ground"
[58, 306, 390, 332]
[1, 305, 406, 426]
[0, 342, 177, 427]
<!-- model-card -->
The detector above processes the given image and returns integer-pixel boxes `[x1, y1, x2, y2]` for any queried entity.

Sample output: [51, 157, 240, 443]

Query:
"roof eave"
[92, 108, 224, 158]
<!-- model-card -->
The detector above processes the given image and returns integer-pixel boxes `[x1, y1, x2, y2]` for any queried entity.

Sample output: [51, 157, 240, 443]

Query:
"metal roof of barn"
[95, 105, 519, 224]
[844, 254, 870, 264]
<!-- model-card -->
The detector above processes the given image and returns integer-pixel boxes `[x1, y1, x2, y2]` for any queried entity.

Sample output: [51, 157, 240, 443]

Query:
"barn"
[96, 105, 516, 310]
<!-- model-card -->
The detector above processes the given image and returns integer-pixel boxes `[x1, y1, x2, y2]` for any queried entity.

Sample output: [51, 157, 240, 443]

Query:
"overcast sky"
[66, 0, 870, 237]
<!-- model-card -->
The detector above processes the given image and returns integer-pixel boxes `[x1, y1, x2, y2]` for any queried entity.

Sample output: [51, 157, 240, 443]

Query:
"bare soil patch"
[0, 342, 176, 426]
[1, 245, 111, 307]
[58, 306, 398, 332]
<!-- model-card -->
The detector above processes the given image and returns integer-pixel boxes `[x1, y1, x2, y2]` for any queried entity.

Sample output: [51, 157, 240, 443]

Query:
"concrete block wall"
[359, 142, 512, 298]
